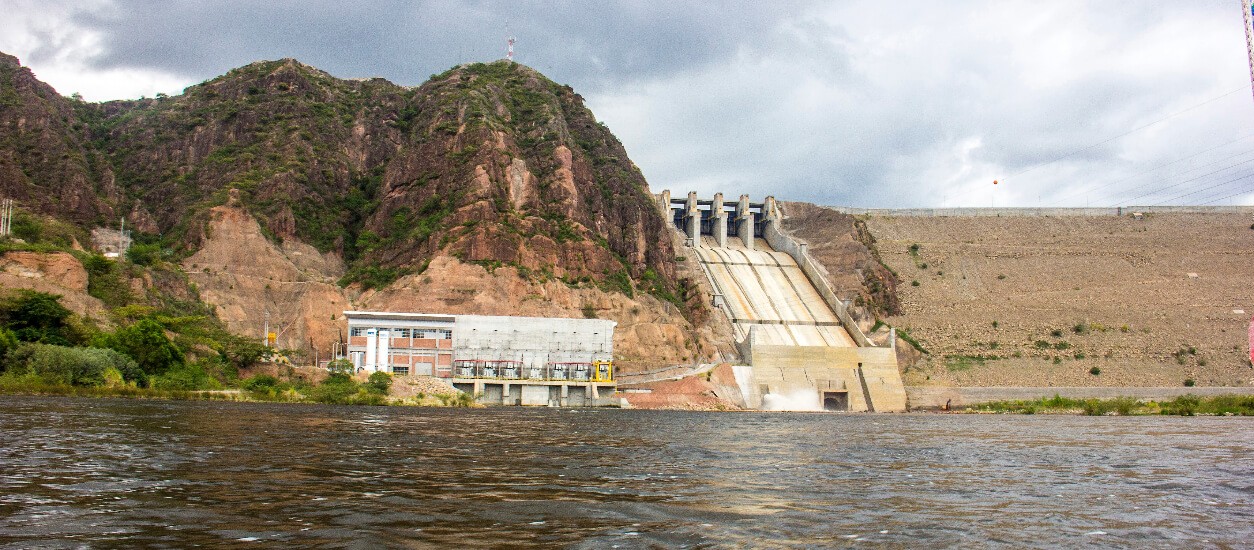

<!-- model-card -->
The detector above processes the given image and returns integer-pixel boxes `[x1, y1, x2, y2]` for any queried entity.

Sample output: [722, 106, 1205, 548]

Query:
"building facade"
[343, 310, 615, 381]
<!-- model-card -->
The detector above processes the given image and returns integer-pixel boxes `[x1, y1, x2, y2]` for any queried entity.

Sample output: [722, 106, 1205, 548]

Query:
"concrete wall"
[906, 385, 1254, 409]
[762, 222, 871, 347]
[454, 315, 616, 368]
[750, 345, 907, 411]
[824, 205, 1254, 217]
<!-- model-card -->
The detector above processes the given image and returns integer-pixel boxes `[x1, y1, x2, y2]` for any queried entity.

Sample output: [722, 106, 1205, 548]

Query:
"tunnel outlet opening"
[823, 391, 849, 412]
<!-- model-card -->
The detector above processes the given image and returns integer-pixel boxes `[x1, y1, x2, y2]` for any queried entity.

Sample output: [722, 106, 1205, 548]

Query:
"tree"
[326, 358, 354, 376]
[110, 318, 184, 376]
[1, 291, 76, 345]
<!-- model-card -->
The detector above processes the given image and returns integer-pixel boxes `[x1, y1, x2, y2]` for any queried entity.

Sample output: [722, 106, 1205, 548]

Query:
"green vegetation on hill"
[1, 52, 690, 316]
[968, 394, 1254, 416]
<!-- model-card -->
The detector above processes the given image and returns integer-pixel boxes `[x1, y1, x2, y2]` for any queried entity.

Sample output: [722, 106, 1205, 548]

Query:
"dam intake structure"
[661, 191, 907, 412]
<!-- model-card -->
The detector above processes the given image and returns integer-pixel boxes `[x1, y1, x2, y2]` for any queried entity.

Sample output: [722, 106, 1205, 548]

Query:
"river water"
[0, 396, 1250, 548]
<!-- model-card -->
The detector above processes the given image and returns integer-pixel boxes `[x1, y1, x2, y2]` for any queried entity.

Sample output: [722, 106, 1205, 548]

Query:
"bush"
[108, 319, 184, 376]
[126, 243, 163, 266]
[243, 374, 279, 392]
[308, 374, 386, 405]
[0, 290, 78, 345]
[151, 362, 218, 391]
[1183, 378, 1196, 387]
[1, 343, 143, 387]
[911, 280, 920, 287]
[1089, 366, 1101, 376]
[326, 358, 354, 376]
[82, 254, 133, 307]
[366, 371, 392, 395]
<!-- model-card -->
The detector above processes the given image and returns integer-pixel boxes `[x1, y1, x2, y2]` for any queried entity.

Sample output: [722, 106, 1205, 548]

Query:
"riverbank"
[959, 393, 1254, 416]
[0, 378, 478, 407]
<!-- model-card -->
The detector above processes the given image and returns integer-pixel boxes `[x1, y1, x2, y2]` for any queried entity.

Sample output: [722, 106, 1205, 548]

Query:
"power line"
[1152, 170, 1254, 205]
[1003, 85, 1248, 184]
[1092, 147, 1254, 206]
[1048, 133, 1254, 206]
[1115, 155, 1254, 206]
[1199, 185, 1254, 205]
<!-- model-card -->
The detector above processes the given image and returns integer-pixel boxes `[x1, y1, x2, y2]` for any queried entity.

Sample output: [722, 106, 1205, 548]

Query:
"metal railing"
[451, 360, 613, 382]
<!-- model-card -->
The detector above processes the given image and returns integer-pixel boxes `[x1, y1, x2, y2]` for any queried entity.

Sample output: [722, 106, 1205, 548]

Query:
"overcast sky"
[4, 0, 1253, 208]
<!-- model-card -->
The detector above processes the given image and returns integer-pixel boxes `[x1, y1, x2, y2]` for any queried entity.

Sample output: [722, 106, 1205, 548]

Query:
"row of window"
[349, 327, 452, 339]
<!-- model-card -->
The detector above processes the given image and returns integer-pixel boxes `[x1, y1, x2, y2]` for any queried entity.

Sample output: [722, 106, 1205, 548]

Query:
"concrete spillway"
[694, 236, 855, 348]
[663, 190, 907, 412]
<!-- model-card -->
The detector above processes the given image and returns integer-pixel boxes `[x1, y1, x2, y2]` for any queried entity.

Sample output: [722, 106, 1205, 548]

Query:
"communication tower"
[506, 36, 516, 62]
[1243, 0, 1254, 103]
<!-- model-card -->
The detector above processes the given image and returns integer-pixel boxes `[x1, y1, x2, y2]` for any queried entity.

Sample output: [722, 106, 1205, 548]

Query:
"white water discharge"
[761, 390, 822, 412]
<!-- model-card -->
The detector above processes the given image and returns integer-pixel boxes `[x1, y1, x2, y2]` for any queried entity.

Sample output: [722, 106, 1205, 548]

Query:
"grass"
[944, 354, 999, 372]
[0, 378, 478, 407]
[966, 393, 1254, 416]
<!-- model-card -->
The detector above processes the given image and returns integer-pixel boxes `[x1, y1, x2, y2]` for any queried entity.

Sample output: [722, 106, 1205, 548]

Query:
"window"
[350, 327, 367, 337]
[394, 328, 410, 338]
[391, 366, 409, 375]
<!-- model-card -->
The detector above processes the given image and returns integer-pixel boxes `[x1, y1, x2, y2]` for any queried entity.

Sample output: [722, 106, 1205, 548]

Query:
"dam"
[661, 191, 907, 412]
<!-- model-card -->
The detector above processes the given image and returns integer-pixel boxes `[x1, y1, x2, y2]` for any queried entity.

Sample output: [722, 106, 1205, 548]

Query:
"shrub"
[326, 358, 354, 376]
[1050, 329, 1063, 338]
[108, 319, 184, 376]
[366, 371, 392, 395]
[126, 243, 163, 266]
[243, 374, 279, 392]
[1, 343, 143, 387]
[0, 290, 78, 345]
[1183, 378, 1196, 387]
[991, 320, 999, 328]
[1089, 366, 1101, 376]
[911, 280, 920, 287]
[151, 362, 218, 391]
[581, 303, 597, 319]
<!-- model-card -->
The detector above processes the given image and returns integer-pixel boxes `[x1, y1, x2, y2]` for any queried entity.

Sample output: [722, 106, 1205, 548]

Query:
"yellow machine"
[592, 360, 614, 382]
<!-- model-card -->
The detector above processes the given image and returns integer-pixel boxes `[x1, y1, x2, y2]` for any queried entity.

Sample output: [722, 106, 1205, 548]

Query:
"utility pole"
[0, 199, 13, 237]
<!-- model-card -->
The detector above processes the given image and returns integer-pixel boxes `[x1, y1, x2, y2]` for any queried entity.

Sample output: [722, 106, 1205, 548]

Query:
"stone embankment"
[788, 207, 1254, 389]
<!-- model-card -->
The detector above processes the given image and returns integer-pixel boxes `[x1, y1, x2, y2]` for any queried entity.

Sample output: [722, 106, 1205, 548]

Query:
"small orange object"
[993, 180, 999, 185]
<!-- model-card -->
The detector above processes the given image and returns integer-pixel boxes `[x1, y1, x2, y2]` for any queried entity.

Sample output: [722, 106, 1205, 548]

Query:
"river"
[0, 396, 1250, 548]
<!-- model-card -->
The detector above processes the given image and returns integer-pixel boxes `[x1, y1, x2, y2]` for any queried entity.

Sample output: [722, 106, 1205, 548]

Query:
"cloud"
[2, 0, 1251, 206]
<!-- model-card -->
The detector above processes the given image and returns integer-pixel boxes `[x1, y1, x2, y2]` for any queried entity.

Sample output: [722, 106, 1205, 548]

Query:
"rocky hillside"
[0, 53, 114, 224]
[0, 53, 720, 372]
[793, 209, 1254, 388]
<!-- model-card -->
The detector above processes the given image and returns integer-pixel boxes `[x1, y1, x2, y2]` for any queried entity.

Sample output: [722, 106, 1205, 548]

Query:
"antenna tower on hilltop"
[506, 36, 516, 62]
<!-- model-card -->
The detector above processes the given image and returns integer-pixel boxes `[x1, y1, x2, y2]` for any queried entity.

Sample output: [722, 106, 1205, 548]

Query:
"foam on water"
[760, 390, 822, 411]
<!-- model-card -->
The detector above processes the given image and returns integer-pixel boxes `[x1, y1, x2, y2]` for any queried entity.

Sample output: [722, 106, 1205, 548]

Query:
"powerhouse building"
[343, 311, 618, 405]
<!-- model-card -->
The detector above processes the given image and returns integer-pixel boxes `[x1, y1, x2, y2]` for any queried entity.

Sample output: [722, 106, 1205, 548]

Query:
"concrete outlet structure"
[343, 311, 618, 406]
[660, 191, 907, 412]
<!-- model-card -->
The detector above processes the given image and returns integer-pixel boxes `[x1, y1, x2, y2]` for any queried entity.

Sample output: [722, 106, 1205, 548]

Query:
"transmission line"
[1116, 156, 1254, 206]
[1002, 85, 1247, 184]
[1048, 133, 1254, 206]
[1152, 170, 1254, 205]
